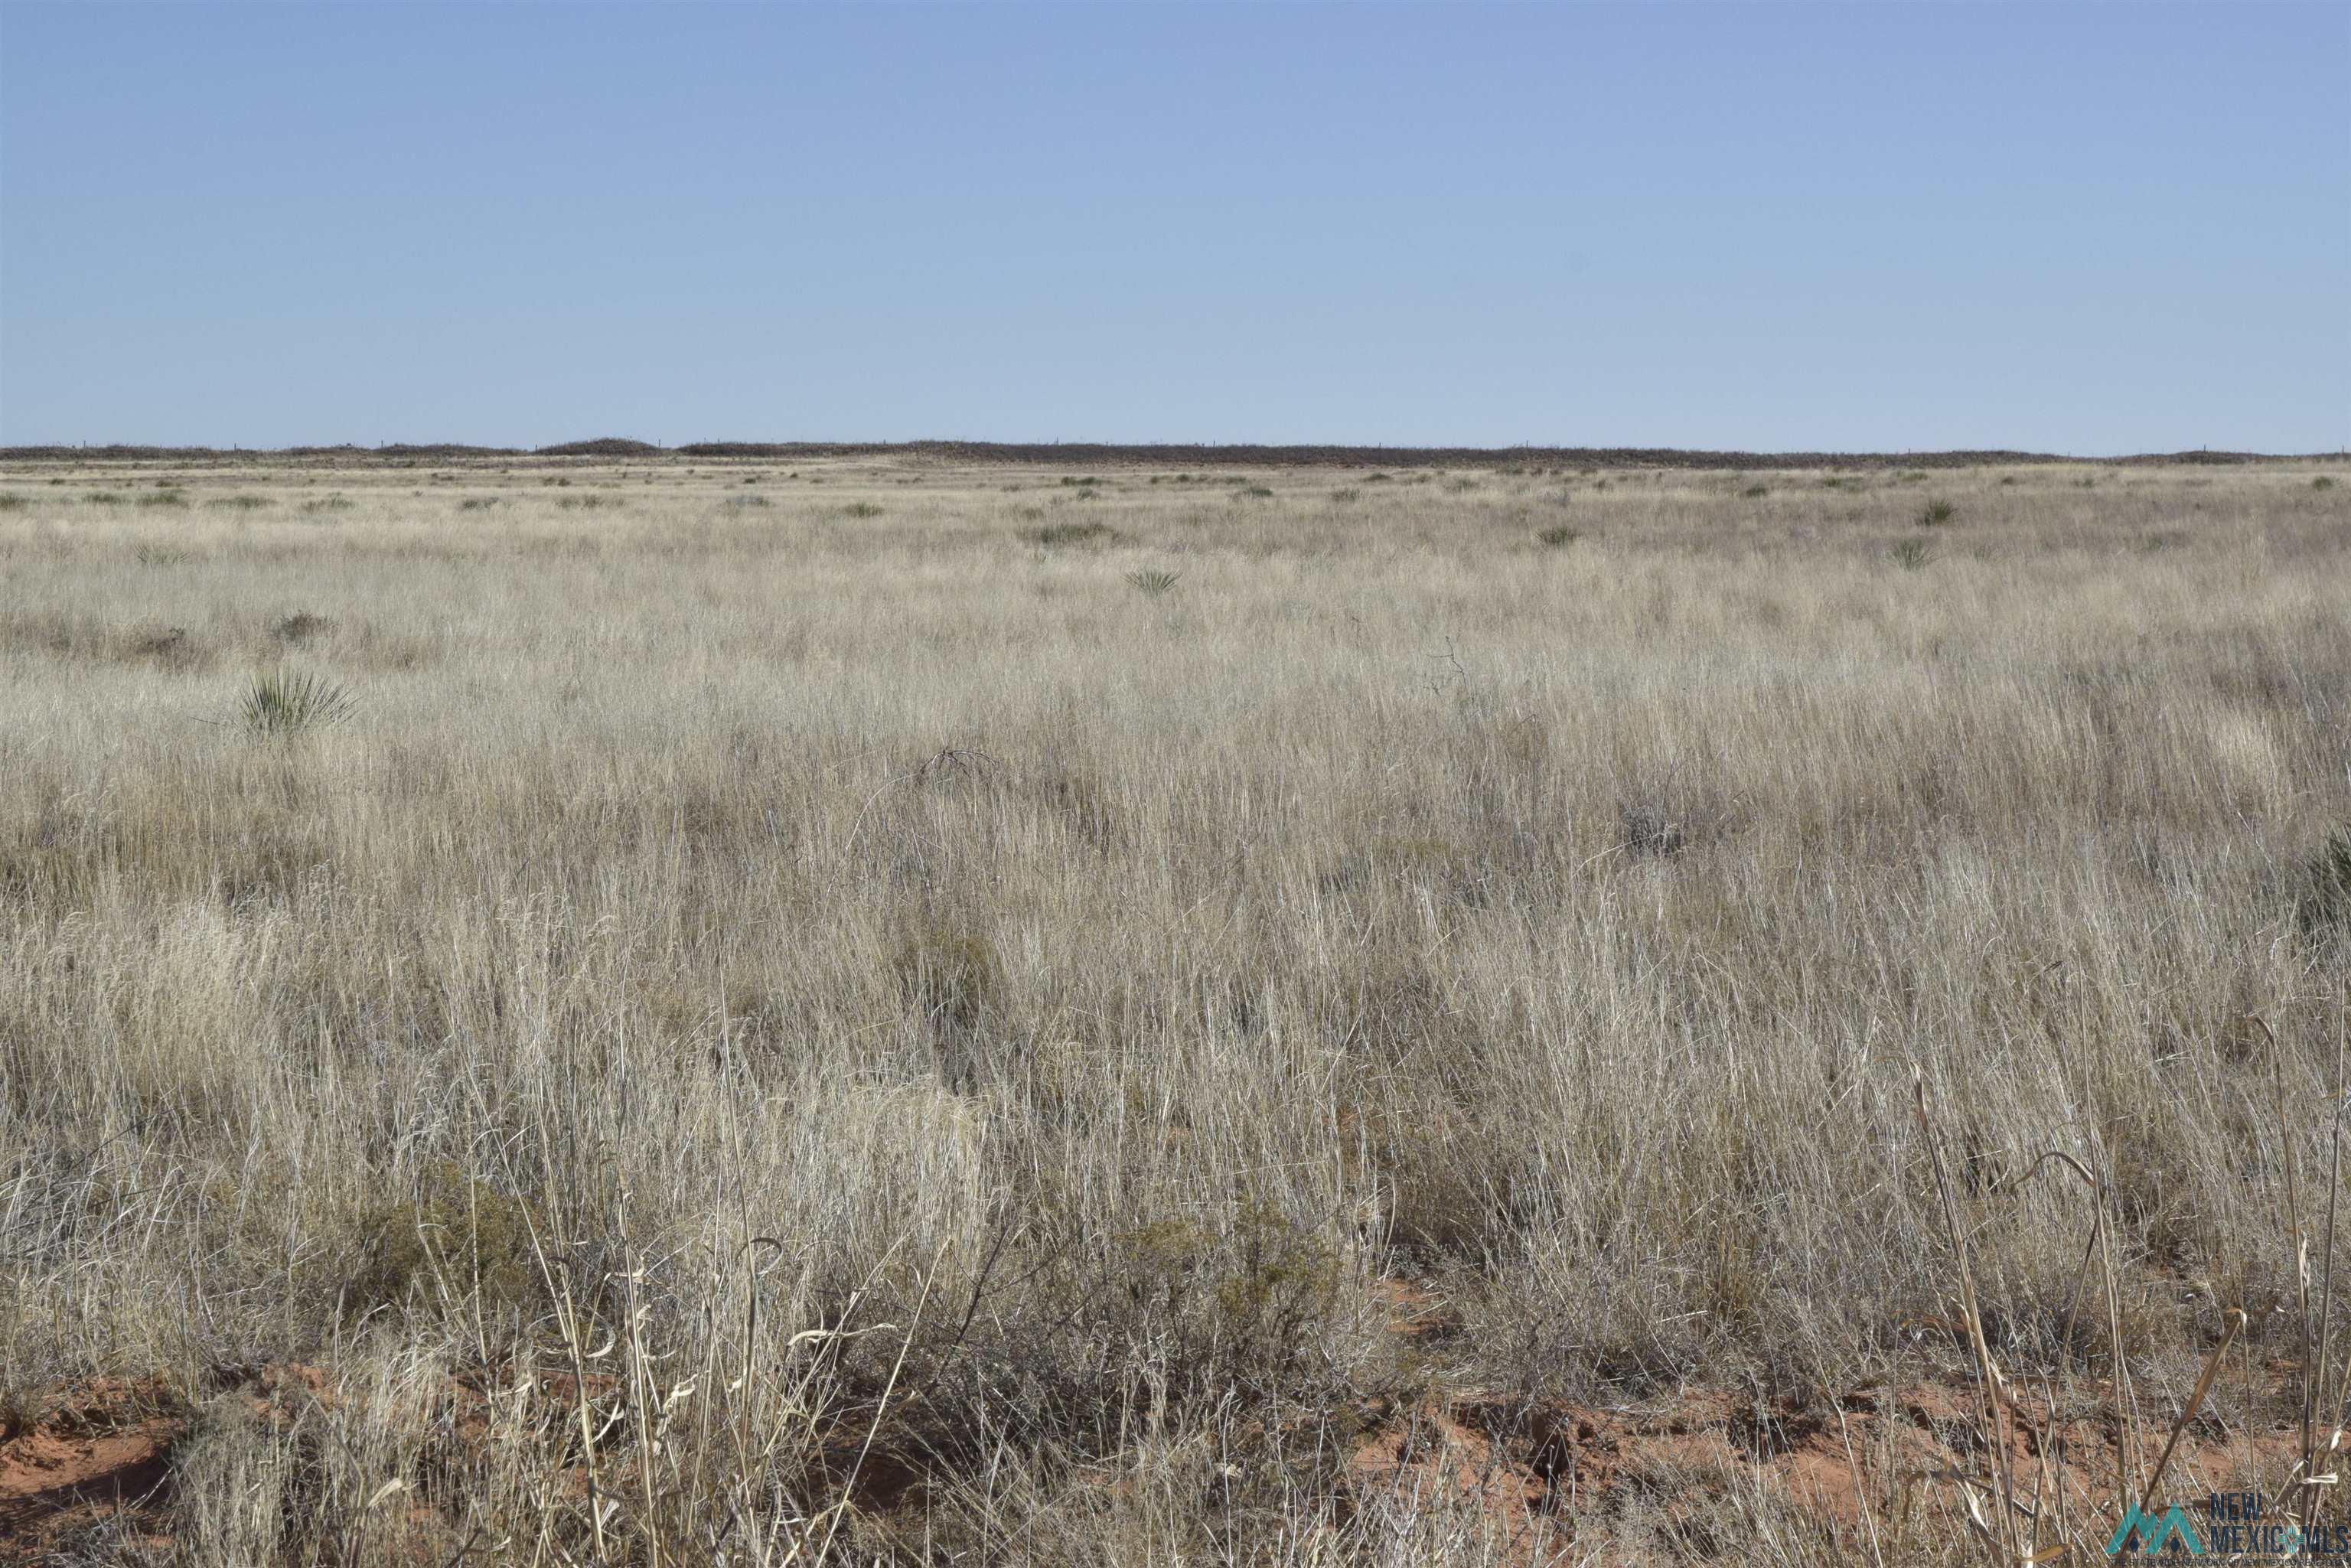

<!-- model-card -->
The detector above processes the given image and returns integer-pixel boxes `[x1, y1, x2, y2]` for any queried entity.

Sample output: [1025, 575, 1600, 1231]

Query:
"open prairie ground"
[2, 451, 2349, 1564]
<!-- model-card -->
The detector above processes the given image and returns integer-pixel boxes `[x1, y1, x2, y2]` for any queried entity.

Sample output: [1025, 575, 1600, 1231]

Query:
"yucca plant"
[1126, 569, 1182, 596]
[237, 667, 356, 738]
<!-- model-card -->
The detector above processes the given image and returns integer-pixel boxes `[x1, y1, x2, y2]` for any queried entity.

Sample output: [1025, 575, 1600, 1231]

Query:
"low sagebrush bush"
[1112, 1198, 1341, 1397]
[346, 1160, 549, 1318]
[1029, 520, 1115, 547]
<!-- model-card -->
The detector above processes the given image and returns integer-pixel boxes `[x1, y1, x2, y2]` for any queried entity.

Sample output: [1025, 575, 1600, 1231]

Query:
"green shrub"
[1213, 1201, 1339, 1369]
[843, 501, 885, 518]
[1029, 520, 1115, 547]
[1125, 569, 1181, 596]
[137, 490, 188, 508]
[0, 494, 28, 511]
[84, 491, 129, 505]
[347, 1161, 548, 1317]
[2317, 478, 2338, 492]
[1742, 484, 1769, 498]
[1536, 525, 1580, 548]
[1330, 488, 1361, 503]
[1114, 1199, 1339, 1392]
[1916, 499, 1955, 527]
[1890, 538, 1931, 569]
[206, 495, 272, 510]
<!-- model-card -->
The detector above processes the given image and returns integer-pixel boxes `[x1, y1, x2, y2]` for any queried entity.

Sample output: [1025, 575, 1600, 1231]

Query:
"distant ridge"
[0, 440, 2308, 468]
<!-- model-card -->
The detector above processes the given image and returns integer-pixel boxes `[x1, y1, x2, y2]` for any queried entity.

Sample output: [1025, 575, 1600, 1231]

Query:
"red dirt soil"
[0, 1377, 184, 1557]
[1, 1300, 2316, 1563]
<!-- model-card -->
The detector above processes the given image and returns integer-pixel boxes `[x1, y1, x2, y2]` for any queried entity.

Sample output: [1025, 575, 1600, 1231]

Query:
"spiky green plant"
[236, 668, 356, 738]
[1126, 569, 1182, 596]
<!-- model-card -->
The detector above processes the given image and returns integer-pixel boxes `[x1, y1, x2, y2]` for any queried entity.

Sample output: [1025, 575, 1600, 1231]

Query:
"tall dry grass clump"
[0, 453, 2346, 1562]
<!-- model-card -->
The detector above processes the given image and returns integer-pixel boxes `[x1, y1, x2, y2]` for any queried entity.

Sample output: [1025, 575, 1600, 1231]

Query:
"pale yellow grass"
[0, 453, 2347, 1563]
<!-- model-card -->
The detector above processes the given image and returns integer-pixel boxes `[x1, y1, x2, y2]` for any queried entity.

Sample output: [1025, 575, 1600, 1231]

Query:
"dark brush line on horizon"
[1, 440, 2335, 468]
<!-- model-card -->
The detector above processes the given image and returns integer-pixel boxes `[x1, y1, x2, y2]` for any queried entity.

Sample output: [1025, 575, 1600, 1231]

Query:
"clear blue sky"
[2, 2, 2344, 453]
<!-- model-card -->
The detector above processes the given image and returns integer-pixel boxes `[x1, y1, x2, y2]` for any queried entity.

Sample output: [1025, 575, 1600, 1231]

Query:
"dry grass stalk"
[0, 451, 2345, 1562]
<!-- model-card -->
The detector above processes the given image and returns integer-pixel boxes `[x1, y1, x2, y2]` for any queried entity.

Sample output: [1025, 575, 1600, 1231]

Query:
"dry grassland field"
[3, 448, 2351, 1565]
